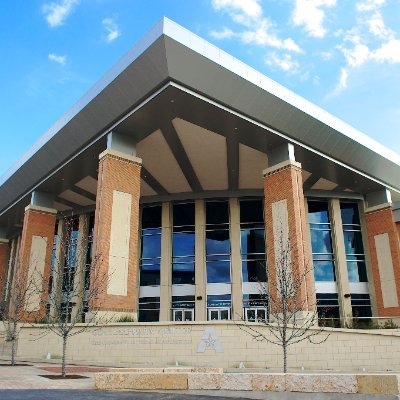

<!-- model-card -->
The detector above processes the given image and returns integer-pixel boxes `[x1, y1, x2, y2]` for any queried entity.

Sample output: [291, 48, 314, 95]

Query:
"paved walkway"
[0, 363, 399, 399]
[0, 363, 96, 389]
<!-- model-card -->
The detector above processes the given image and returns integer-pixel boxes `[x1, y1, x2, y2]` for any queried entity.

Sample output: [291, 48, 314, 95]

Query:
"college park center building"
[1, 18, 400, 330]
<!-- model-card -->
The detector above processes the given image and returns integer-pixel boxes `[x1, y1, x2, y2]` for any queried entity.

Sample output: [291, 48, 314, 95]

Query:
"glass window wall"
[240, 199, 266, 283]
[139, 206, 162, 286]
[340, 202, 368, 282]
[172, 203, 195, 285]
[138, 297, 160, 322]
[316, 293, 340, 327]
[205, 201, 231, 284]
[308, 200, 336, 281]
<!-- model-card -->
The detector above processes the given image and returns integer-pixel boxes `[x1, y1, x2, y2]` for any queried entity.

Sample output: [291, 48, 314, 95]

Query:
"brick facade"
[365, 207, 400, 317]
[0, 241, 9, 296]
[263, 163, 315, 311]
[92, 150, 141, 314]
[19, 206, 56, 321]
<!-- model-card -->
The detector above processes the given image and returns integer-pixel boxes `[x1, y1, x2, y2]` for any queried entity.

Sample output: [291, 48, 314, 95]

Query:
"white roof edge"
[2, 17, 400, 188]
[161, 18, 400, 168]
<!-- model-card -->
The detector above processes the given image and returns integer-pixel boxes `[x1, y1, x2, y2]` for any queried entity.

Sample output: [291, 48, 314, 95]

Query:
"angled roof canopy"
[1, 17, 400, 236]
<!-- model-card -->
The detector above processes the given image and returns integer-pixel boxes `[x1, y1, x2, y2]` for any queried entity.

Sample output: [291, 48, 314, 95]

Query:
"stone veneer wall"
[6, 322, 400, 371]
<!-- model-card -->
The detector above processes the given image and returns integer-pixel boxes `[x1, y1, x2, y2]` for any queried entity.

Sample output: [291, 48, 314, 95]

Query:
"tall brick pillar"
[92, 132, 141, 319]
[0, 239, 9, 296]
[365, 190, 400, 317]
[19, 203, 57, 320]
[263, 144, 314, 313]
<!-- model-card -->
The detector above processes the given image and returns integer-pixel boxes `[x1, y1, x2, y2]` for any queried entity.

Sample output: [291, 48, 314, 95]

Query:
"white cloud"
[210, 0, 302, 57]
[356, 0, 386, 12]
[42, 0, 79, 28]
[342, 43, 370, 67]
[292, 0, 337, 38]
[266, 52, 300, 73]
[372, 39, 400, 63]
[102, 18, 121, 43]
[327, 67, 348, 98]
[241, 20, 302, 53]
[48, 53, 66, 65]
[211, 0, 262, 26]
[365, 11, 392, 38]
[210, 27, 235, 39]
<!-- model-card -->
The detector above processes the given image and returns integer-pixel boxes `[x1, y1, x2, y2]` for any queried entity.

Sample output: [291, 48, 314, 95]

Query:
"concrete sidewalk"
[0, 362, 399, 399]
[0, 363, 96, 390]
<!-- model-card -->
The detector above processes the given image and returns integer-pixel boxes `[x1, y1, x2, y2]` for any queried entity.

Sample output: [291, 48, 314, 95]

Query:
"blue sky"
[1, 0, 400, 178]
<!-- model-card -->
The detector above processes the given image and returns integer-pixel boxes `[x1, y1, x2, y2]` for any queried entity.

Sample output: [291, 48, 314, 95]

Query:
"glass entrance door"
[208, 308, 231, 321]
[173, 309, 194, 321]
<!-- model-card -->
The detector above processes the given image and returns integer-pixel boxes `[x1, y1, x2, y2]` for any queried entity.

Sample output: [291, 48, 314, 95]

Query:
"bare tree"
[37, 215, 109, 378]
[240, 227, 328, 373]
[0, 256, 44, 366]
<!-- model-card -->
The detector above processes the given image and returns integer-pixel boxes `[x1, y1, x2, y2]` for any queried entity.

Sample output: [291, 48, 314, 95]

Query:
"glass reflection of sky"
[206, 230, 230, 255]
[313, 260, 335, 281]
[206, 261, 231, 283]
[308, 201, 330, 223]
[343, 231, 364, 254]
[173, 232, 195, 257]
[310, 230, 333, 254]
[341, 203, 360, 225]
[141, 234, 161, 259]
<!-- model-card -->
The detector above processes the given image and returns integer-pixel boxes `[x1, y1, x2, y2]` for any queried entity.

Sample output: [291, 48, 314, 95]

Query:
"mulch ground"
[38, 374, 90, 380]
[39, 366, 110, 373]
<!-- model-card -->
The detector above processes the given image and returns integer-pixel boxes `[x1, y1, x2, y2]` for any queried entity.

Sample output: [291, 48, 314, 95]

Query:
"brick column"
[0, 240, 9, 297]
[92, 149, 142, 319]
[263, 160, 315, 313]
[19, 205, 57, 321]
[365, 206, 400, 317]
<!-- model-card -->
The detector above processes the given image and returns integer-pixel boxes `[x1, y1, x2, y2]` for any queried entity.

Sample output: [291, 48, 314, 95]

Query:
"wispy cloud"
[42, 0, 79, 28]
[210, 0, 303, 73]
[292, 0, 337, 38]
[48, 53, 67, 65]
[102, 18, 121, 43]
[266, 53, 300, 73]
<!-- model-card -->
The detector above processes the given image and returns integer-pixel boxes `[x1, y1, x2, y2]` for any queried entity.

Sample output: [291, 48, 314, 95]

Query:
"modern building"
[1, 18, 400, 328]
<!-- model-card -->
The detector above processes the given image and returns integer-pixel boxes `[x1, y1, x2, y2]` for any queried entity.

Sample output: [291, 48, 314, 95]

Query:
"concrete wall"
[4, 322, 400, 372]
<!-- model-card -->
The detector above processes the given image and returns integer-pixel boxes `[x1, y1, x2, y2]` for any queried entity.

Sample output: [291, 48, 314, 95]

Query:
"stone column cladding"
[160, 202, 172, 321]
[0, 240, 10, 296]
[365, 206, 400, 317]
[19, 205, 57, 321]
[229, 198, 243, 320]
[92, 149, 142, 316]
[329, 199, 352, 325]
[263, 161, 315, 311]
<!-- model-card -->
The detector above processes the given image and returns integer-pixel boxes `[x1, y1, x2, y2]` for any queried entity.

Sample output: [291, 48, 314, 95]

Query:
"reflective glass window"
[138, 297, 160, 322]
[140, 206, 161, 286]
[62, 217, 79, 292]
[240, 199, 266, 283]
[351, 294, 372, 327]
[340, 202, 368, 282]
[316, 293, 340, 327]
[308, 200, 336, 282]
[205, 201, 231, 284]
[172, 203, 195, 285]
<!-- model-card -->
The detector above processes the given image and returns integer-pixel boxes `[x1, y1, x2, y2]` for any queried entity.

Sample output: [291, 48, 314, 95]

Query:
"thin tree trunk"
[11, 324, 17, 366]
[62, 335, 67, 378]
[283, 343, 287, 374]
[11, 338, 16, 366]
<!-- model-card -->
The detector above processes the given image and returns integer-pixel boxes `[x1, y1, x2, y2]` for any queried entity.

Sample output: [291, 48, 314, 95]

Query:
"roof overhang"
[1, 18, 400, 236]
